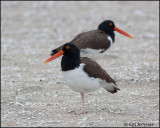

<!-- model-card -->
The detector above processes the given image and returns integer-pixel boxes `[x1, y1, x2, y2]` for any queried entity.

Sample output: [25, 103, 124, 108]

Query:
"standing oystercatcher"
[44, 43, 120, 115]
[50, 20, 133, 56]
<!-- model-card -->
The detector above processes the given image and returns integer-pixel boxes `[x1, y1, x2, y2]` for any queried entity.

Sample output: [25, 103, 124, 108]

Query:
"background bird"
[50, 20, 133, 57]
[44, 43, 120, 115]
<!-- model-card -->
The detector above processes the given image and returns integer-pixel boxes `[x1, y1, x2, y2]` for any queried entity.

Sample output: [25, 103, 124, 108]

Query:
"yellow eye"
[109, 23, 113, 26]
[65, 46, 70, 49]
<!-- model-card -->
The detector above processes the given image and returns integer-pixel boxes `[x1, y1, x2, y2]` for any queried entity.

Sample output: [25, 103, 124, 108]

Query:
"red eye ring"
[109, 23, 113, 26]
[65, 46, 70, 49]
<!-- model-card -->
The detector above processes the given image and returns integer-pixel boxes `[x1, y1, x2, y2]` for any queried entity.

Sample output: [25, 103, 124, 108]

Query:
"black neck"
[98, 28, 115, 42]
[61, 55, 80, 71]
[106, 31, 115, 42]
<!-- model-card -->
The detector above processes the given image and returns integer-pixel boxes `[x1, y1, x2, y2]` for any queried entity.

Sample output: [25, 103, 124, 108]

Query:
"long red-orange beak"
[114, 26, 134, 39]
[44, 50, 64, 64]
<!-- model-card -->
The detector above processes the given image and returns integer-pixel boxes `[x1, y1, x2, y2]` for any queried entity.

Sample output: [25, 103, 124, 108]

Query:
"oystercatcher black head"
[44, 43, 79, 64]
[61, 43, 80, 71]
[62, 43, 80, 58]
[98, 20, 133, 42]
[44, 43, 120, 115]
[98, 20, 115, 35]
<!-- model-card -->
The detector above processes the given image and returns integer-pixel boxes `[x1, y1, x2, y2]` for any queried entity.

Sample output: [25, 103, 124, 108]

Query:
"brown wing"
[71, 30, 111, 50]
[80, 57, 116, 85]
[50, 29, 110, 56]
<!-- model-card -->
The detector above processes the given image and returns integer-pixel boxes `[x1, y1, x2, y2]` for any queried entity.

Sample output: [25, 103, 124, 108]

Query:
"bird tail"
[101, 83, 120, 93]
[50, 46, 63, 56]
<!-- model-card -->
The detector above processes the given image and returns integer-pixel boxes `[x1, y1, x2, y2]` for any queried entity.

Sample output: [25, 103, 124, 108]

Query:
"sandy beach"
[1, 1, 159, 127]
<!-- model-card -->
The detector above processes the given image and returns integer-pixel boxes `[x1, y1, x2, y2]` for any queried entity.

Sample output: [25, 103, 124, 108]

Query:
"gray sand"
[1, 1, 159, 127]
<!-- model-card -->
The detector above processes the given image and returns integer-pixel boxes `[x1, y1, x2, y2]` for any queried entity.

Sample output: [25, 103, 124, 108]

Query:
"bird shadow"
[66, 106, 129, 117]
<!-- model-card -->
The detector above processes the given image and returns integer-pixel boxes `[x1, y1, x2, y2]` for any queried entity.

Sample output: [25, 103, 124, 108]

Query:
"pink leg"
[74, 92, 86, 115]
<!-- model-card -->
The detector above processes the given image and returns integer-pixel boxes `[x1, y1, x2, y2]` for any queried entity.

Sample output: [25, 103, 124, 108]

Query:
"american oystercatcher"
[50, 20, 133, 56]
[44, 43, 120, 115]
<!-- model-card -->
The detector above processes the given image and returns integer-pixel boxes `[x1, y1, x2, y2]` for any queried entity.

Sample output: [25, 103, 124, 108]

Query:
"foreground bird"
[50, 20, 133, 56]
[44, 43, 120, 115]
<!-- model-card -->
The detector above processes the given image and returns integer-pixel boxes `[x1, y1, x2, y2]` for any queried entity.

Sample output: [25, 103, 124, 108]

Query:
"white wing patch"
[80, 48, 104, 54]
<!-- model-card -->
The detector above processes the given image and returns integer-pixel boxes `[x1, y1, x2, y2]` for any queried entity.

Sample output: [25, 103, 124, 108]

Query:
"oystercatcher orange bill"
[44, 50, 64, 64]
[114, 26, 134, 39]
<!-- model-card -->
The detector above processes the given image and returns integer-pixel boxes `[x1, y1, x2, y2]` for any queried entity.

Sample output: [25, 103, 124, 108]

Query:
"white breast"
[62, 63, 101, 93]
[107, 36, 113, 48]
